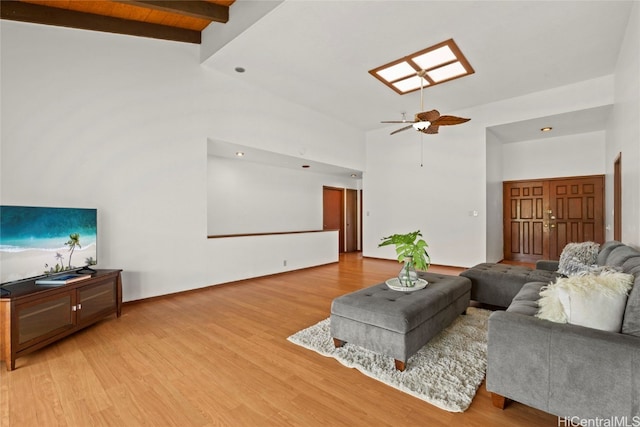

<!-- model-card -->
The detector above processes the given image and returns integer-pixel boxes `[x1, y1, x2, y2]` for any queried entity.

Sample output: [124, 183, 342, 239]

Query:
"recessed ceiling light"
[540, 127, 553, 132]
[351, 174, 358, 178]
[369, 39, 474, 95]
[235, 151, 244, 157]
[235, 67, 245, 73]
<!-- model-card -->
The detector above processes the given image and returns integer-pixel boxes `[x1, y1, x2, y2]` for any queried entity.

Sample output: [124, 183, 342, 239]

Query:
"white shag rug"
[287, 307, 491, 413]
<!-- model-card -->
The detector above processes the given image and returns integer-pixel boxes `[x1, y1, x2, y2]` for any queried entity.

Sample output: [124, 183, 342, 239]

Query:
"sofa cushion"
[603, 245, 640, 268]
[460, 263, 559, 307]
[596, 241, 626, 266]
[622, 273, 640, 337]
[557, 241, 600, 276]
[537, 271, 634, 332]
[507, 282, 546, 316]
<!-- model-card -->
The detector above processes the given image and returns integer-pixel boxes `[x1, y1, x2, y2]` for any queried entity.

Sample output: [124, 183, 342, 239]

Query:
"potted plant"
[378, 230, 431, 286]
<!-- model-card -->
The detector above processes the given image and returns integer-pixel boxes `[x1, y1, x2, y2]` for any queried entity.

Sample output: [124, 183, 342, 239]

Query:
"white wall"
[606, 2, 640, 246]
[485, 129, 504, 263]
[0, 21, 363, 301]
[364, 75, 615, 268]
[364, 117, 487, 268]
[502, 131, 606, 181]
[207, 155, 359, 235]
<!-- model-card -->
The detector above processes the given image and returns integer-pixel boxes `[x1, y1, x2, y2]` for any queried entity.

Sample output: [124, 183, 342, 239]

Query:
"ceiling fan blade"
[431, 115, 471, 126]
[419, 125, 439, 134]
[390, 124, 414, 135]
[415, 110, 440, 122]
[381, 120, 417, 123]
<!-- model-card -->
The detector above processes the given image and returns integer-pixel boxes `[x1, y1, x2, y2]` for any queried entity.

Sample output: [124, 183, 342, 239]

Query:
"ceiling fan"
[382, 70, 470, 135]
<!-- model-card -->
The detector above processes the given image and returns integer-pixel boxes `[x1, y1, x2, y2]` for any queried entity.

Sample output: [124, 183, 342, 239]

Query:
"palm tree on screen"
[65, 233, 81, 269]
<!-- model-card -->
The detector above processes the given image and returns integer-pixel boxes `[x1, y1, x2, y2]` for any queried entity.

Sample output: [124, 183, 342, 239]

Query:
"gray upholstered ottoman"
[330, 272, 471, 371]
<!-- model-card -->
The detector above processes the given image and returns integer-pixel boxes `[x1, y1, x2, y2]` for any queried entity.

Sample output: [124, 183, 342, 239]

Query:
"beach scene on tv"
[0, 206, 97, 284]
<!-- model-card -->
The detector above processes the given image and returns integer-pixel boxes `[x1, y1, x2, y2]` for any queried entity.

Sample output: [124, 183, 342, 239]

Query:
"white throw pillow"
[536, 270, 634, 332]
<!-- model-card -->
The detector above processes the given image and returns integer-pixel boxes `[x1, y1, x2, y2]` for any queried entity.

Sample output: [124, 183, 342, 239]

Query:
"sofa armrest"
[487, 310, 640, 419]
[535, 259, 559, 272]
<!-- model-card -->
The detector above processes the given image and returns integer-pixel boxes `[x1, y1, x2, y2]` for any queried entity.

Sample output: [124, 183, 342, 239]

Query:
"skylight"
[369, 39, 474, 95]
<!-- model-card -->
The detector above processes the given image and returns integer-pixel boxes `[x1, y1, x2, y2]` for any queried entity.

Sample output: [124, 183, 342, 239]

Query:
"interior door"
[345, 189, 358, 252]
[614, 154, 622, 241]
[359, 190, 363, 251]
[503, 175, 605, 262]
[323, 186, 344, 253]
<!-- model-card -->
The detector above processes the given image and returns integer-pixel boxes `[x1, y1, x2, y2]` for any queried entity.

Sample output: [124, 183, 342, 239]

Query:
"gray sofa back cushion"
[605, 246, 640, 268]
[597, 241, 626, 265]
[603, 244, 640, 337]
[621, 258, 640, 337]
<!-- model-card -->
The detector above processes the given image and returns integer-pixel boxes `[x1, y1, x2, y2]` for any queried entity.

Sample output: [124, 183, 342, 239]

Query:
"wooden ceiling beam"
[0, 1, 201, 43]
[116, 1, 229, 23]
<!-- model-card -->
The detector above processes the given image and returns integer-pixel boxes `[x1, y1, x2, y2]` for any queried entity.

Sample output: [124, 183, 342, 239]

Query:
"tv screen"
[0, 206, 97, 285]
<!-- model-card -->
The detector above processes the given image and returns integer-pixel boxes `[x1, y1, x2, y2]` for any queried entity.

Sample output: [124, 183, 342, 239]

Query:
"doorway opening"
[614, 153, 622, 241]
[323, 186, 361, 253]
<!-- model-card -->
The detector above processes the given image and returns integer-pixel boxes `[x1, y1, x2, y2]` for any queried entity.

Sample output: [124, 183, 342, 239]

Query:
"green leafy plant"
[378, 230, 431, 271]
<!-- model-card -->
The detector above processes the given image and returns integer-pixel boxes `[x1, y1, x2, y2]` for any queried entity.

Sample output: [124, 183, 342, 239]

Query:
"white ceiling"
[207, 139, 363, 177]
[488, 105, 613, 144]
[203, 0, 632, 142]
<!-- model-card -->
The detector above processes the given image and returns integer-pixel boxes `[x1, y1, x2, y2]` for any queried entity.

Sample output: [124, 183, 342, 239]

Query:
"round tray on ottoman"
[385, 278, 428, 292]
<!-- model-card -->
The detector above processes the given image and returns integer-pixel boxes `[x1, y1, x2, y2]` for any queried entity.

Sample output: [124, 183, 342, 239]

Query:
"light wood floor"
[1, 253, 557, 426]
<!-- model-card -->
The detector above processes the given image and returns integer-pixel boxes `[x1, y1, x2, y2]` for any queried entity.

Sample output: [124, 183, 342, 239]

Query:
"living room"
[1, 1, 639, 425]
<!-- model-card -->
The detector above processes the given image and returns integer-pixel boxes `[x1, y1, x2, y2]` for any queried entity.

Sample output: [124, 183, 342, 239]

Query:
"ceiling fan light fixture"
[412, 122, 430, 131]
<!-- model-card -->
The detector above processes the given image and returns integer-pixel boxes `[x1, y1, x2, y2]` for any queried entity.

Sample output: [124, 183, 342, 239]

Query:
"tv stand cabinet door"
[16, 293, 76, 350]
[76, 276, 118, 327]
[3, 292, 77, 370]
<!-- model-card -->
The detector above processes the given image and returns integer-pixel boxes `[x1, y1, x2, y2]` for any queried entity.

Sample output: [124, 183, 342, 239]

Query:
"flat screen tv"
[0, 206, 97, 285]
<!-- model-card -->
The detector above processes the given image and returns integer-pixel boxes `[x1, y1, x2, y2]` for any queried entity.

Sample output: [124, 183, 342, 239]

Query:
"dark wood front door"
[504, 180, 547, 262]
[547, 176, 605, 259]
[504, 175, 605, 262]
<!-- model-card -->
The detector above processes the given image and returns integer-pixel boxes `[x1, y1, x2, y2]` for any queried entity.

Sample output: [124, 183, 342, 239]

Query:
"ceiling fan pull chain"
[420, 72, 425, 112]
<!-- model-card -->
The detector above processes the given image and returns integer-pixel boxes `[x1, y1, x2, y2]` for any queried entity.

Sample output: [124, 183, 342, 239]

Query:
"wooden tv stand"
[0, 269, 122, 371]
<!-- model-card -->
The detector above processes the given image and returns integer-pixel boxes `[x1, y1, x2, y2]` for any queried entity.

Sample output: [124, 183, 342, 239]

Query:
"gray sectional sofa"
[465, 241, 640, 419]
